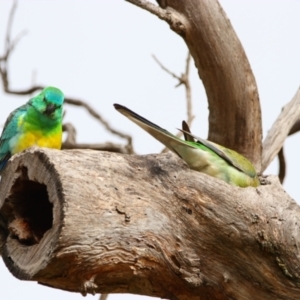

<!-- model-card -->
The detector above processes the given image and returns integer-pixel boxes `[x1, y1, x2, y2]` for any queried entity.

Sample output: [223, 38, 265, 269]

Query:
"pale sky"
[0, 1, 299, 299]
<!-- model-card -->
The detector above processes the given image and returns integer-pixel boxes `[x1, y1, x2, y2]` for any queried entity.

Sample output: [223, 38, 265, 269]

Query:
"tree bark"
[262, 87, 300, 172]
[0, 148, 300, 300]
[127, 0, 262, 170]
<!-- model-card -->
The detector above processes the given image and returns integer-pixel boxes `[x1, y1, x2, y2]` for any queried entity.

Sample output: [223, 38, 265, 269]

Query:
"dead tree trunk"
[0, 148, 299, 300]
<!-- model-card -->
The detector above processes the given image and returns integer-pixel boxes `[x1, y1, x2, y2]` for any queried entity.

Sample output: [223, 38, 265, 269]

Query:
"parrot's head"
[30, 87, 64, 121]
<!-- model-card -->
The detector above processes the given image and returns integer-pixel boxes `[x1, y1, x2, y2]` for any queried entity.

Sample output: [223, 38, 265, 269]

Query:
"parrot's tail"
[114, 104, 193, 156]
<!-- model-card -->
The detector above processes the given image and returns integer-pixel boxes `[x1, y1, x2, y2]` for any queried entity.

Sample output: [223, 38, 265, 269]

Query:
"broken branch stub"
[0, 148, 299, 299]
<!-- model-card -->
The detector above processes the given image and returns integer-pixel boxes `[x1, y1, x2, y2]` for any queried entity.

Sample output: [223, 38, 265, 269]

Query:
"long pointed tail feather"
[114, 104, 193, 156]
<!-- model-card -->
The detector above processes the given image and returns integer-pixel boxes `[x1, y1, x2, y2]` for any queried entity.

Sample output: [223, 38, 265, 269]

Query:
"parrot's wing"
[179, 128, 257, 178]
[0, 105, 27, 172]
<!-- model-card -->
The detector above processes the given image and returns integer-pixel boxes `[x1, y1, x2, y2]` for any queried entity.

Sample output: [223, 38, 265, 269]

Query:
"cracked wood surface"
[0, 148, 299, 299]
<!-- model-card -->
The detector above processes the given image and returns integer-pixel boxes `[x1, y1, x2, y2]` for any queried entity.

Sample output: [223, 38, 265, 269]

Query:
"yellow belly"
[12, 130, 62, 154]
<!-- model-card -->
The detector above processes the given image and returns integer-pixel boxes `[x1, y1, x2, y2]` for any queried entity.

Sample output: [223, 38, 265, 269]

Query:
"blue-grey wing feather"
[0, 105, 27, 172]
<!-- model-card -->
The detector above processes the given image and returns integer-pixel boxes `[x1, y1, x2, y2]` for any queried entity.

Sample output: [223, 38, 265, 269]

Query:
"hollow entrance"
[0, 168, 53, 246]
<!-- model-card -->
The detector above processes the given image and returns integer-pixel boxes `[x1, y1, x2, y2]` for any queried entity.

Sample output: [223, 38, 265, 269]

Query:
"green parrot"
[114, 104, 260, 187]
[0, 86, 64, 174]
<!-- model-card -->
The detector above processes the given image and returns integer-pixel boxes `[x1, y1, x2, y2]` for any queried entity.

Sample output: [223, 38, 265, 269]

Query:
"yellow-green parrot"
[0, 87, 64, 174]
[114, 104, 260, 188]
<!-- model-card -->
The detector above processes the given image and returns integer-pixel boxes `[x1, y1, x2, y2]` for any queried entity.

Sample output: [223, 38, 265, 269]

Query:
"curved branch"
[262, 87, 300, 172]
[62, 123, 130, 154]
[64, 98, 133, 152]
[0, 148, 300, 299]
[127, 0, 262, 169]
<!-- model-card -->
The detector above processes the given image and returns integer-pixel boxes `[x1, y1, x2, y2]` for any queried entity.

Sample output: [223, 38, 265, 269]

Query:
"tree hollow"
[0, 148, 299, 300]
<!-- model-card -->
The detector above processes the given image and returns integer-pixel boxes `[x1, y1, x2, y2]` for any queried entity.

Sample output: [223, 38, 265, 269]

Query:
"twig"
[152, 54, 182, 82]
[152, 52, 194, 153]
[5, 1, 17, 50]
[65, 98, 133, 152]
[62, 123, 130, 153]
[183, 52, 193, 127]
[1, 85, 44, 95]
[152, 52, 194, 126]
[4, 30, 28, 62]
[0, 1, 28, 91]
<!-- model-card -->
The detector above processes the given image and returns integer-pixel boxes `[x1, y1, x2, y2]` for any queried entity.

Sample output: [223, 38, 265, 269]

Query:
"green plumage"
[114, 104, 260, 188]
[0, 87, 64, 174]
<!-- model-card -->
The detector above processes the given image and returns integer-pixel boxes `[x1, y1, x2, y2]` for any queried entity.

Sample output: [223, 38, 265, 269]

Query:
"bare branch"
[4, 30, 28, 62]
[152, 54, 182, 82]
[0, 1, 28, 93]
[64, 98, 133, 152]
[3, 1, 28, 61]
[126, 0, 186, 37]
[62, 123, 77, 145]
[262, 87, 300, 172]
[1, 85, 44, 95]
[288, 118, 300, 136]
[278, 147, 286, 184]
[5, 1, 17, 50]
[125, 0, 170, 22]
[183, 52, 193, 127]
[62, 123, 131, 153]
[152, 53, 194, 153]
[153, 52, 194, 125]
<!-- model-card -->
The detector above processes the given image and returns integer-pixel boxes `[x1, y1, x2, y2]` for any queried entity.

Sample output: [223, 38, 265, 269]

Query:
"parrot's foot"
[81, 276, 98, 296]
[258, 174, 271, 185]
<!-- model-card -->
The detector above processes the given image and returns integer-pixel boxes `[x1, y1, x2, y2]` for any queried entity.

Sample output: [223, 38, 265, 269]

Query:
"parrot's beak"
[45, 104, 56, 115]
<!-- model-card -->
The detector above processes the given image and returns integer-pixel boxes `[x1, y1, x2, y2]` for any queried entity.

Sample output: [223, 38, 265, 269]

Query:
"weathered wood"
[0, 148, 300, 300]
[262, 87, 300, 172]
[127, 0, 262, 169]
